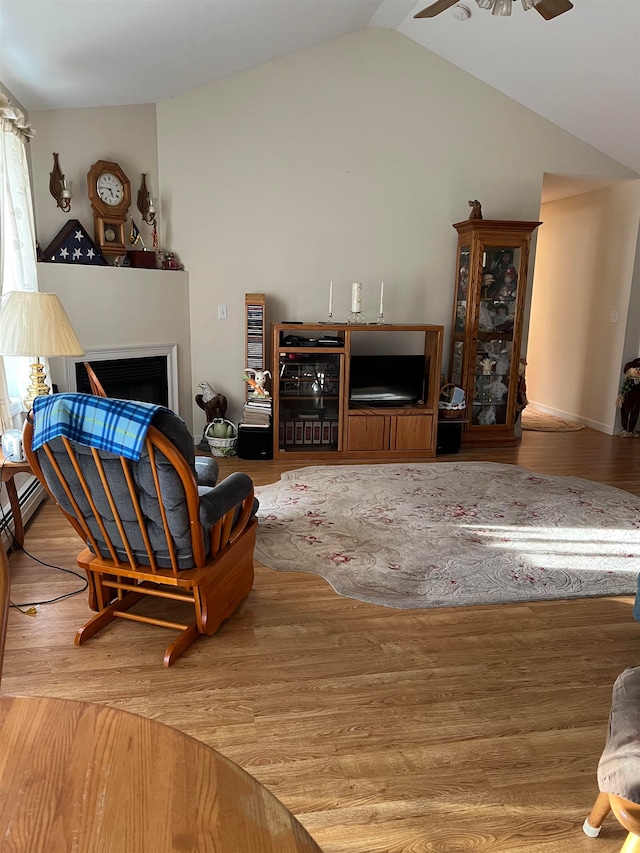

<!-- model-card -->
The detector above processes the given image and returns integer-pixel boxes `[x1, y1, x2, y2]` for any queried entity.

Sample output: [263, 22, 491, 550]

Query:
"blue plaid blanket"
[31, 393, 168, 461]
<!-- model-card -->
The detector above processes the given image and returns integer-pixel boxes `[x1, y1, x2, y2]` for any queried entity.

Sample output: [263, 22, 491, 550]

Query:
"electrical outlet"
[610, 311, 619, 323]
[217, 305, 228, 320]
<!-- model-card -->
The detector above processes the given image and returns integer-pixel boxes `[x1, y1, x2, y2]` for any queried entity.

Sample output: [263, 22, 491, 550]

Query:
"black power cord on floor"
[1, 457, 87, 610]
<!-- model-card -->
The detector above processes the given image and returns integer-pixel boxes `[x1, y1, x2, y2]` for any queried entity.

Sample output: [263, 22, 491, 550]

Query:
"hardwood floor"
[3, 427, 640, 852]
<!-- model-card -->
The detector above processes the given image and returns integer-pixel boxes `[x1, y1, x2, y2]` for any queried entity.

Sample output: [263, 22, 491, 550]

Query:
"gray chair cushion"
[598, 666, 640, 804]
[195, 455, 218, 488]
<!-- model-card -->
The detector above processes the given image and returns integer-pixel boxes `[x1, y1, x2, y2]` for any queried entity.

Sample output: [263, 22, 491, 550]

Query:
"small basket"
[439, 383, 466, 419]
[205, 419, 238, 457]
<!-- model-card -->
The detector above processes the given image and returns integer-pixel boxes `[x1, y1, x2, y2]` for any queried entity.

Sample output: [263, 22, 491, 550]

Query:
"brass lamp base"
[23, 359, 51, 412]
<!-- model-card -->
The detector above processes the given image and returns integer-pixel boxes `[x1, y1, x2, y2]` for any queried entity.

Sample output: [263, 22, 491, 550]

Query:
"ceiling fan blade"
[414, 0, 459, 18]
[534, 0, 573, 20]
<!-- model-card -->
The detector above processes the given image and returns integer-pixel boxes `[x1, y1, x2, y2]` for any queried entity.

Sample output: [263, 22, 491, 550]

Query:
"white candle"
[351, 282, 362, 313]
[329, 280, 333, 316]
[379, 281, 384, 316]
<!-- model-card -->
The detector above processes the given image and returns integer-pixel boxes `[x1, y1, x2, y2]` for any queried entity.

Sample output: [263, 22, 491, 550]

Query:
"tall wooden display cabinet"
[449, 219, 541, 446]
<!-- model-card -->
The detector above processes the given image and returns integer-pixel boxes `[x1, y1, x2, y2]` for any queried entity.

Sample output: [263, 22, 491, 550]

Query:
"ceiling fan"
[414, 0, 573, 19]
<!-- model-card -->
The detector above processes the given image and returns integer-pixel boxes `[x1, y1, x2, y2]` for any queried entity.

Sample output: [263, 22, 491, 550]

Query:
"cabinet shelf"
[280, 395, 339, 401]
[348, 404, 434, 415]
[279, 445, 338, 453]
[476, 329, 514, 337]
[279, 347, 344, 354]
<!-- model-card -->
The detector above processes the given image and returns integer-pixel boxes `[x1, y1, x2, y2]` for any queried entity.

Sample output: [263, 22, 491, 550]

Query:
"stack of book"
[240, 395, 272, 429]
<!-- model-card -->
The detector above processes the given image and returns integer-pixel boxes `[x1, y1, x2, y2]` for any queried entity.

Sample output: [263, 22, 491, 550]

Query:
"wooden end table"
[1, 457, 32, 548]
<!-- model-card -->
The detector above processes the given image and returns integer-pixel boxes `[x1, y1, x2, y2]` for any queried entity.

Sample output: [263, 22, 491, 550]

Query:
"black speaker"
[237, 425, 273, 460]
[436, 421, 465, 455]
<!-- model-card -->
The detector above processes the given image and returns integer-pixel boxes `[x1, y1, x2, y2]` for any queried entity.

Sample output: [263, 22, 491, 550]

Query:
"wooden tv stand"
[271, 323, 444, 460]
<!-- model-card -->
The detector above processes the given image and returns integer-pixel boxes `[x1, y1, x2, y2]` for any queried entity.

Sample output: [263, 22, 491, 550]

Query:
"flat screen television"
[349, 354, 426, 407]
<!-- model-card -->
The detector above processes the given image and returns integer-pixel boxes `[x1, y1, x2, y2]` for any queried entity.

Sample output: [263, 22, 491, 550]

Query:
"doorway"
[524, 174, 640, 435]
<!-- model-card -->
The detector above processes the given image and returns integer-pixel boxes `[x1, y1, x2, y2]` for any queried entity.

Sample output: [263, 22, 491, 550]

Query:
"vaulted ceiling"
[1, 0, 638, 173]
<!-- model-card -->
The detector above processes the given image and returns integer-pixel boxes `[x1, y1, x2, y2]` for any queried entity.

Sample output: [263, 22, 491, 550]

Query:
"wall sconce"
[137, 173, 157, 226]
[49, 152, 72, 212]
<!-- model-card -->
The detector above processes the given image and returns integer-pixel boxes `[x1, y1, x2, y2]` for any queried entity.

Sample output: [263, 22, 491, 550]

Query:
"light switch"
[610, 311, 619, 323]
[217, 305, 228, 320]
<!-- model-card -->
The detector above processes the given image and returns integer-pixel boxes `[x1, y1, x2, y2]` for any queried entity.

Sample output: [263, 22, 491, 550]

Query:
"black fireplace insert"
[75, 356, 169, 407]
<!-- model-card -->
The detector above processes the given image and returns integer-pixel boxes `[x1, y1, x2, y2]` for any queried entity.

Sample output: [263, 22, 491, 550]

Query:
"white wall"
[28, 104, 196, 428]
[527, 182, 640, 432]
[22, 29, 639, 435]
[30, 103, 159, 252]
[621, 225, 640, 378]
[36, 264, 193, 430]
[156, 29, 637, 432]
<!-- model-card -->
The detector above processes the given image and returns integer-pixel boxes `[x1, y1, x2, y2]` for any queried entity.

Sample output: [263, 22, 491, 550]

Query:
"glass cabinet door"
[472, 244, 521, 427]
[277, 352, 342, 451]
[451, 244, 470, 387]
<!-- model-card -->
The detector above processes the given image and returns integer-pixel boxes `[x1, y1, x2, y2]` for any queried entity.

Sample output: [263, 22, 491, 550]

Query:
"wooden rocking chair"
[83, 362, 107, 397]
[23, 401, 257, 666]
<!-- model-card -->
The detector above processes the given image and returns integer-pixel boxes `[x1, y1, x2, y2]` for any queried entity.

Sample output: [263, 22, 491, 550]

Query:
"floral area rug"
[254, 462, 640, 609]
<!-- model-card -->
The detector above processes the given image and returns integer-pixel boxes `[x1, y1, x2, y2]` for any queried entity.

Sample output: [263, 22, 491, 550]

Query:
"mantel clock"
[87, 160, 131, 256]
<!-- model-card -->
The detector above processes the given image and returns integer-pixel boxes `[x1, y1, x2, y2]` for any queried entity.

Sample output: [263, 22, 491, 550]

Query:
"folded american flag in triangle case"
[42, 219, 107, 265]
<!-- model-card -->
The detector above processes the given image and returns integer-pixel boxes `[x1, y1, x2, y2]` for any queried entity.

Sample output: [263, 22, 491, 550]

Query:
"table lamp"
[0, 291, 84, 411]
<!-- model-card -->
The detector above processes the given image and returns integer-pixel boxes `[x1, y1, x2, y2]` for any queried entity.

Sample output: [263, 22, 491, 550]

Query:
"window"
[0, 94, 38, 426]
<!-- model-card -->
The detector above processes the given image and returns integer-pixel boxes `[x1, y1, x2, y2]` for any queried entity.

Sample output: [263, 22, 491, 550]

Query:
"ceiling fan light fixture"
[415, 0, 572, 19]
[492, 0, 512, 14]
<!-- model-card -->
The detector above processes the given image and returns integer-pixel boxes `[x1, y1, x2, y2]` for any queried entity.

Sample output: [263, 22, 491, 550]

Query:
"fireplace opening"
[76, 356, 169, 407]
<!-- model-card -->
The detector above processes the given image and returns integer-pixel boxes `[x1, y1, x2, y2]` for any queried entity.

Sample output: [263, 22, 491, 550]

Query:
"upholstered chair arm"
[195, 456, 219, 488]
[198, 472, 257, 528]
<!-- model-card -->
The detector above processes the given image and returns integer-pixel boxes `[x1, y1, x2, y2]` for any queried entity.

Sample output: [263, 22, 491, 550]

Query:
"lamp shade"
[0, 291, 84, 358]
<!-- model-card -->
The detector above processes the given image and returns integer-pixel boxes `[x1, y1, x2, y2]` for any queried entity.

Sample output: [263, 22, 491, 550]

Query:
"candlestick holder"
[375, 312, 385, 325]
[348, 282, 365, 324]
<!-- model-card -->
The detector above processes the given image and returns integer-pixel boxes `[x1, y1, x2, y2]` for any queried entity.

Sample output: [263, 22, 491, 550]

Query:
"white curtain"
[0, 93, 37, 432]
